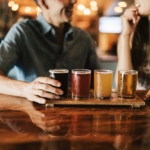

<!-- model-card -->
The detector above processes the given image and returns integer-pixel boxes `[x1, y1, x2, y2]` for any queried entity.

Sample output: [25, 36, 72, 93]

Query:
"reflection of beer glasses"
[92, 114, 111, 137]
[71, 114, 91, 138]
[113, 134, 132, 150]
[49, 115, 70, 138]
[114, 115, 134, 135]
[113, 115, 135, 149]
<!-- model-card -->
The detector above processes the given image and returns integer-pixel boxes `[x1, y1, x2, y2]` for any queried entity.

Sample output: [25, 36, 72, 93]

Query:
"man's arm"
[0, 70, 27, 97]
[0, 70, 64, 104]
[0, 22, 65, 104]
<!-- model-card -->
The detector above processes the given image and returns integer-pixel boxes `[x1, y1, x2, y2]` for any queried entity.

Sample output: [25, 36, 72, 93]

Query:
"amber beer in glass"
[49, 69, 68, 98]
[72, 69, 91, 99]
[94, 70, 113, 99]
[118, 70, 138, 99]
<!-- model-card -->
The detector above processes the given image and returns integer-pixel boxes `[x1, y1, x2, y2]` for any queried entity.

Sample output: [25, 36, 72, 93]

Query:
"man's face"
[46, 0, 77, 23]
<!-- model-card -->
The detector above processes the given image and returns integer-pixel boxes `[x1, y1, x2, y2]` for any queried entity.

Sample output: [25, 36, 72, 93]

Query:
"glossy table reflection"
[0, 90, 150, 150]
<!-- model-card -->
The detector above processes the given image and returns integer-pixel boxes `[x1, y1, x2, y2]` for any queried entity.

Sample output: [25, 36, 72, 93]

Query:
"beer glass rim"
[94, 69, 113, 74]
[49, 69, 68, 73]
[72, 69, 91, 74]
[118, 70, 138, 74]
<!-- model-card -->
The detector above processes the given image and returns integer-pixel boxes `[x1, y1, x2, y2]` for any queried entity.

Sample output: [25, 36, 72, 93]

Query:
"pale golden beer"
[94, 70, 113, 99]
[118, 70, 138, 99]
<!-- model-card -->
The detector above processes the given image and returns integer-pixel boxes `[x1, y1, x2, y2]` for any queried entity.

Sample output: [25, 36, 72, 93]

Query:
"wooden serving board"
[46, 91, 145, 108]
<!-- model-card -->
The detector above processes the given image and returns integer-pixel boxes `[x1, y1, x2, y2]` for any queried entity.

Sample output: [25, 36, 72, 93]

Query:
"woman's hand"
[144, 90, 150, 101]
[121, 5, 140, 35]
[22, 77, 64, 104]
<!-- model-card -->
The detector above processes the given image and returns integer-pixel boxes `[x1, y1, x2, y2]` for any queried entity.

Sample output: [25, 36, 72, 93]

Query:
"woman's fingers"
[120, 6, 140, 35]
[144, 91, 150, 101]
[123, 8, 139, 24]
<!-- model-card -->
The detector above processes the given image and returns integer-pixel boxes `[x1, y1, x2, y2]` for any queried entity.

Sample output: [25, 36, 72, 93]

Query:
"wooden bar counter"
[0, 90, 150, 150]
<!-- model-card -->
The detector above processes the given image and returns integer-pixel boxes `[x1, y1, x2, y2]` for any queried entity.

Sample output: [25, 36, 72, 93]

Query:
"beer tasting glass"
[94, 69, 113, 99]
[49, 69, 69, 98]
[117, 70, 138, 99]
[72, 69, 91, 99]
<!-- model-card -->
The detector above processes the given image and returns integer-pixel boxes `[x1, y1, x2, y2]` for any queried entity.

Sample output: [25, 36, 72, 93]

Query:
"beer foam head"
[118, 70, 138, 75]
[49, 69, 68, 74]
[95, 69, 113, 74]
[72, 69, 91, 74]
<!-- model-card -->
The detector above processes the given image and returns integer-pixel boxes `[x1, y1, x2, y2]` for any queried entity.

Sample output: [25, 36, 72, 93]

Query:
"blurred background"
[0, 0, 134, 88]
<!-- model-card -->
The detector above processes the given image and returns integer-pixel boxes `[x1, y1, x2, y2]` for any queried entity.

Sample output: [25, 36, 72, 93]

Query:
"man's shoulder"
[72, 26, 92, 40]
[72, 26, 90, 38]
[3, 19, 41, 42]
[72, 26, 88, 35]
[11, 19, 40, 32]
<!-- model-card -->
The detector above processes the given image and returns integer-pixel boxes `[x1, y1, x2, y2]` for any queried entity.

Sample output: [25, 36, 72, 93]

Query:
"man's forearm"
[0, 71, 28, 97]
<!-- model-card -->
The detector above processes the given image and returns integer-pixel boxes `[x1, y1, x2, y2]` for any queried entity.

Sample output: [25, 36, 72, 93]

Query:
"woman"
[116, 0, 150, 99]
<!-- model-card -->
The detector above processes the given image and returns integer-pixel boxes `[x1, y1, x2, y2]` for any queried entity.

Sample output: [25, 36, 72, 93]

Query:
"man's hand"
[22, 77, 64, 104]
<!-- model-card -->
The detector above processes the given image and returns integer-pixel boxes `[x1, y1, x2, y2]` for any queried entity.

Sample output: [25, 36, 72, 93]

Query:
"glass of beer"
[94, 69, 113, 99]
[118, 70, 138, 99]
[49, 69, 68, 98]
[72, 69, 91, 99]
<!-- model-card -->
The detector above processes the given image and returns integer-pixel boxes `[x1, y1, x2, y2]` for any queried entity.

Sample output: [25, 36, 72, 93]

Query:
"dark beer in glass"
[49, 69, 68, 98]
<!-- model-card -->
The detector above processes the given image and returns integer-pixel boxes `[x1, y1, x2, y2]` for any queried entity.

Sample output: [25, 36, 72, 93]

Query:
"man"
[0, 0, 100, 104]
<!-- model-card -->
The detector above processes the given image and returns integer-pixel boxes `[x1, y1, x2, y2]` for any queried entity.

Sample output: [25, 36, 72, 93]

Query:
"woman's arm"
[115, 6, 140, 87]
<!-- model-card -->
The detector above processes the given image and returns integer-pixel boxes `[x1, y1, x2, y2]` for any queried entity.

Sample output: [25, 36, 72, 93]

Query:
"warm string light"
[77, 4, 85, 11]
[8, 0, 42, 15]
[8, 1, 15, 7]
[84, 8, 91, 15]
[8, 1, 19, 11]
[114, 7, 123, 13]
[118, 1, 127, 8]
[12, 4, 19, 11]
[114, 1, 127, 13]
[8, 0, 127, 15]
[77, 0, 98, 16]
[25, 7, 31, 13]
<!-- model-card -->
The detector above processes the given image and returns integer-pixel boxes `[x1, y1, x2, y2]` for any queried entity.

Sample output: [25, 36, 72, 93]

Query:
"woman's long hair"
[131, 16, 149, 70]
